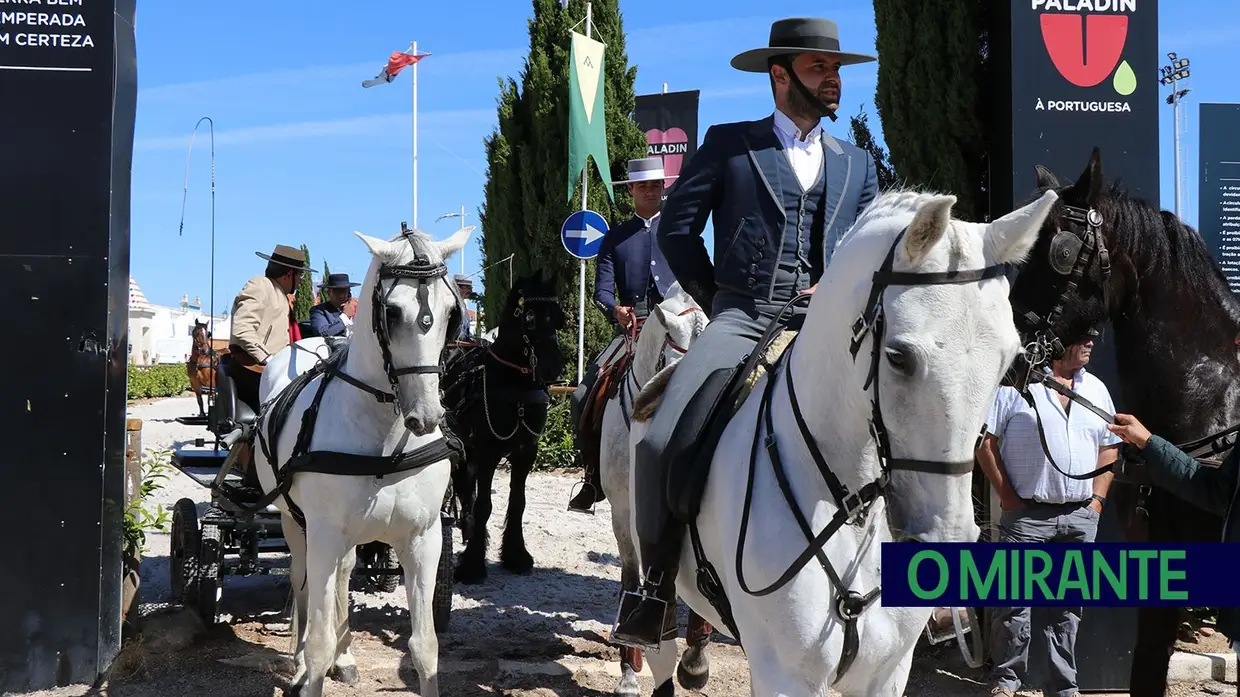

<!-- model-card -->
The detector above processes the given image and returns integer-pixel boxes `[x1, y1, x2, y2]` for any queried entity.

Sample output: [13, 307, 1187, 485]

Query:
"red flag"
[362, 50, 430, 88]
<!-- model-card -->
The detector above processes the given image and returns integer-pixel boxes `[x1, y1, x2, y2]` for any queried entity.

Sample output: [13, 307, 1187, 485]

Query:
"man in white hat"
[567, 156, 679, 512]
[613, 17, 881, 649]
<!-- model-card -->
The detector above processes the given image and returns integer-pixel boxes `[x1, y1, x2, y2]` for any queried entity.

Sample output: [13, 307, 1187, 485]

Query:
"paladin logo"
[1035, 0, 1137, 97]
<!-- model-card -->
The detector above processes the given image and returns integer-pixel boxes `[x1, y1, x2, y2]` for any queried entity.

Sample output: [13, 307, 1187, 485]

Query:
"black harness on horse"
[689, 228, 1007, 682]
[247, 231, 465, 530]
[1006, 202, 1240, 495]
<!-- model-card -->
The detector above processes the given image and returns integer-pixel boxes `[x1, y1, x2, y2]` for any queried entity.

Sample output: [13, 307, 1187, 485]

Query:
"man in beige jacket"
[225, 244, 313, 412]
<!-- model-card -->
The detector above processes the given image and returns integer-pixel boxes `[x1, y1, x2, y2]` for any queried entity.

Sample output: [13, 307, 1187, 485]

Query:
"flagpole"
[576, 0, 592, 385]
[412, 40, 419, 229]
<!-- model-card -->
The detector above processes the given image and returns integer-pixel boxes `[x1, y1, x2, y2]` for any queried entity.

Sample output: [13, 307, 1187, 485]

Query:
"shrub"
[127, 364, 190, 400]
[535, 393, 577, 471]
[124, 449, 173, 555]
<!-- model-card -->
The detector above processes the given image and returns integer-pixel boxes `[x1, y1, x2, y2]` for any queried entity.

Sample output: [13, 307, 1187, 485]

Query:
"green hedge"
[127, 364, 191, 400]
[534, 394, 576, 471]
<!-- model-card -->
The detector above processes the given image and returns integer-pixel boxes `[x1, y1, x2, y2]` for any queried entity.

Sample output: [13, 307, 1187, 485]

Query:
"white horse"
[597, 283, 710, 697]
[629, 189, 1058, 696]
[254, 226, 472, 697]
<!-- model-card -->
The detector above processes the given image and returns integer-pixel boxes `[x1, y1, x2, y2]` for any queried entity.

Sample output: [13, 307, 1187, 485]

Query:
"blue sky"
[131, 0, 1237, 315]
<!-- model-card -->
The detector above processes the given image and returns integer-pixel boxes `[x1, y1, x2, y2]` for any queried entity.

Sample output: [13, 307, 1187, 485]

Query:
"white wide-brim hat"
[613, 156, 679, 185]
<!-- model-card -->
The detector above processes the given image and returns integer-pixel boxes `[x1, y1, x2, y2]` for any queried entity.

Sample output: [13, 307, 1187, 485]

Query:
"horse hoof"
[330, 664, 360, 685]
[500, 549, 534, 575]
[652, 679, 675, 697]
[677, 658, 710, 691]
[615, 669, 641, 697]
[454, 561, 487, 585]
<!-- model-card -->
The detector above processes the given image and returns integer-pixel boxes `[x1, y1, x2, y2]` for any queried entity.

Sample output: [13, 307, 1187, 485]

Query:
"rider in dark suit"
[567, 156, 679, 512]
[308, 273, 360, 338]
[611, 17, 880, 649]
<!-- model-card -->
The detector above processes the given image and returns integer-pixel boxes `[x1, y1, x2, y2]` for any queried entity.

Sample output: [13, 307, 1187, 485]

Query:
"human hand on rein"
[1107, 413, 1152, 449]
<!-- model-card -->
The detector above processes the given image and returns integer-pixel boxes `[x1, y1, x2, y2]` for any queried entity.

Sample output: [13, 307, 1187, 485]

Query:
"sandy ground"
[11, 395, 1234, 697]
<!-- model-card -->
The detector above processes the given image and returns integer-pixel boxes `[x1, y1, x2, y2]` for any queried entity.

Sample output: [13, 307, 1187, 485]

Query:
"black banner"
[633, 89, 700, 188]
[0, 0, 137, 690]
[989, 0, 1159, 691]
[1199, 103, 1240, 294]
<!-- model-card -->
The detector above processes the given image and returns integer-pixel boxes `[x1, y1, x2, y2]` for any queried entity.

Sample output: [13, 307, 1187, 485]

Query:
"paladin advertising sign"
[1034, 0, 1138, 113]
[634, 90, 700, 189]
[990, 0, 1159, 691]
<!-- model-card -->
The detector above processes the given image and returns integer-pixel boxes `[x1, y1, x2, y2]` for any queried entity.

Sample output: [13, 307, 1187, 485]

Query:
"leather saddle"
[662, 309, 806, 525]
[577, 353, 633, 467]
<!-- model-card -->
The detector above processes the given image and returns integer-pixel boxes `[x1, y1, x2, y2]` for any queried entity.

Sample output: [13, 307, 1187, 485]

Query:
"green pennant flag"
[567, 30, 615, 204]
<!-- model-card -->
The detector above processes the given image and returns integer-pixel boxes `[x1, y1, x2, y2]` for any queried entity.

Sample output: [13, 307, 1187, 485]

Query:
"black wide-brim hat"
[731, 17, 877, 73]
[319, 272, 360, 289]
[255, 244, 314, 273]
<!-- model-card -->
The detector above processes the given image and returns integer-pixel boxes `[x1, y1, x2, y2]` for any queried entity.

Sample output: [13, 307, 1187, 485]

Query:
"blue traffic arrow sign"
[560, 209, 609, 260]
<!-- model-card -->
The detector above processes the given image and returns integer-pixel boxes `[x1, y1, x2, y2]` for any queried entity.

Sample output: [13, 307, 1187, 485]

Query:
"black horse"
[440, 270, 565, 584]
[1007, 147, 1235, 697]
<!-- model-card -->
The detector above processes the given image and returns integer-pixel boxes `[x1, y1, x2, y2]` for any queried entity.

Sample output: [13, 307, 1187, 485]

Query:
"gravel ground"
[11, 394, 1233, 697]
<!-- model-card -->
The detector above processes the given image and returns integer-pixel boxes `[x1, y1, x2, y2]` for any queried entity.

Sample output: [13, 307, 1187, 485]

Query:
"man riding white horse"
[613, 16, 880, 649]
[568, 156, 679, 512]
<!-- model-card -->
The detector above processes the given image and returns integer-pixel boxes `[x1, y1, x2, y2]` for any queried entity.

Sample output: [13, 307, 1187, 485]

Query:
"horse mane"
[1090, 182, 1240, 327]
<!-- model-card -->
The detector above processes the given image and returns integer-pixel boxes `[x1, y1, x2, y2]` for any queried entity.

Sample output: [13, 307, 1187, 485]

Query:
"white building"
[127, 277, 231, 366]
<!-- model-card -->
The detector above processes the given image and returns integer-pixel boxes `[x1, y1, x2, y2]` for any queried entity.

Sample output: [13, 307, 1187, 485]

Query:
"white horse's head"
[352, 225, 473, 436]
[634, 282, 708, 383]
[803, 188, 1057, 543]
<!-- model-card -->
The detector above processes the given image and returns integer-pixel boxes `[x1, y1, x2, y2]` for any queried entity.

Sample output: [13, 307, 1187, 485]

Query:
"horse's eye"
[885, 347, 913, 375]
[385, 306, 403, 324]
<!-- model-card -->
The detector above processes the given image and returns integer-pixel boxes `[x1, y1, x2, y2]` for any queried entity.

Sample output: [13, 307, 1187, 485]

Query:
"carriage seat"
[210, 360, 257, 434]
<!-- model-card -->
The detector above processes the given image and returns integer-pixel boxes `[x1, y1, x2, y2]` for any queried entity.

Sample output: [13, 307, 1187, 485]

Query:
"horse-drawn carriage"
[168, 352, 456, 630]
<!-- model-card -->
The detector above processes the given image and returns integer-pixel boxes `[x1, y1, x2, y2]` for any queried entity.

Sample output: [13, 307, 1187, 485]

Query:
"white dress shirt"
[987, 367, 1121, 504]
[772, 108, 824, 191]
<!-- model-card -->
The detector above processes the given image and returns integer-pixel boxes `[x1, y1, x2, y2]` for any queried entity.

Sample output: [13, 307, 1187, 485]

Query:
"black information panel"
[1199, 103, 1240, 294]
[989, 0, 1160, 691]
[0, 0, 137, 690]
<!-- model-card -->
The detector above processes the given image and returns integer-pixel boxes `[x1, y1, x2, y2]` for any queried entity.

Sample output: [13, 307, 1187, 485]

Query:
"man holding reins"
[612, 17, 880, 649]
[567, 156, 679, 513]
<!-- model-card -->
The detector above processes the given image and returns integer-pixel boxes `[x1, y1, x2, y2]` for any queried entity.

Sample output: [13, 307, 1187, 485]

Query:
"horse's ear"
[437, 225, 474, 260]
[354, 230, 393, 260]
[986, 189, 1059, 265]
[903, 194, 956, 264]
[1070, 147, 1103, 207]
[1034, 164, 1060, 190]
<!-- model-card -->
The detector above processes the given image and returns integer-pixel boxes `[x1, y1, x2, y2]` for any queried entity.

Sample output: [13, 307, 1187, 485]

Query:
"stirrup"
[566, 480, 599, 514]
[610, 575, 674, 652]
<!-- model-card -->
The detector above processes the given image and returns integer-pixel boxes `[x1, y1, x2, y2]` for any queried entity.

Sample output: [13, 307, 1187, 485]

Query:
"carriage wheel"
[952, 606, 985, 669]
[195, 521, 223, 626]
[170, 498, 200, 605]
[377, 544, 401, 593]
[433, 511, 454, 633]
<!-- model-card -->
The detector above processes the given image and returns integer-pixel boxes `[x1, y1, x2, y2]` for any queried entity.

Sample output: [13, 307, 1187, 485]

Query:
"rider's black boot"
[612, 525, 685, 649]
[567, 452, 605, 512]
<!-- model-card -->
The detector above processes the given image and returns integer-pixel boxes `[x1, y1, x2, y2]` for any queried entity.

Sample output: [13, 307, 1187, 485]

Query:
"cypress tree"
[319, 259, 332, 304]
[848, 102, 897, 191]
[293, 243, 314, 322]
[872, 0, 990, 221]
[478, 0, 647, 381]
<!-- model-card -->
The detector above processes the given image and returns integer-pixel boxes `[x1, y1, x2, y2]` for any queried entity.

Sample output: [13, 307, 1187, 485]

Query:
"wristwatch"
[1090, 494, 1107, 506]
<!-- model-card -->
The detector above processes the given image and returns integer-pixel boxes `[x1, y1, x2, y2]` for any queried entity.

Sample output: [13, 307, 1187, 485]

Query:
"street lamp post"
[436, 205, 469, 274]
[1160, 52, 1191, 218]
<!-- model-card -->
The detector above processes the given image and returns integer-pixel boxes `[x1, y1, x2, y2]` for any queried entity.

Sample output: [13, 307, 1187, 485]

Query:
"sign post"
[0, 0, 137, 689]
[561, 209, 609, 383]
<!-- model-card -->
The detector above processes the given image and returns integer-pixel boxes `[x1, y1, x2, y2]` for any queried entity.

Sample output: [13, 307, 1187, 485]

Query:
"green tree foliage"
[872, 0, 991, 221]
[320, 259, 332, 304]
[848, 103, 898, 191]
[293, 244, 314, 321]
[478, 0, 647, 382]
